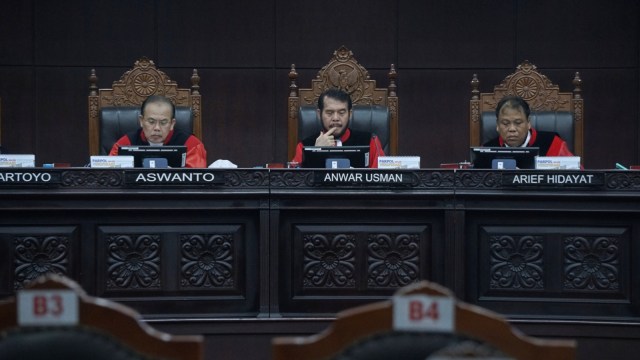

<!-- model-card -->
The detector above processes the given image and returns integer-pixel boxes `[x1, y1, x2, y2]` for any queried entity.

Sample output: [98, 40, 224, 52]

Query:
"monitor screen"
[470, 147, 539, 169]
[302, 146, 370, 168]
[117, 145, 187, 168]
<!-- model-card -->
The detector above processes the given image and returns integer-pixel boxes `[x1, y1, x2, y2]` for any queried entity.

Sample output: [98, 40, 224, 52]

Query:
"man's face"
[138, 102, 176, 144]
[496, 107, 531, 147]
[317, 96, 352, 137]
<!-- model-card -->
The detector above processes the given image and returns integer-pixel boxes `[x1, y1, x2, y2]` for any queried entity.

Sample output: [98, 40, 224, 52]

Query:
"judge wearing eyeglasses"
[109, 95, 207, 168]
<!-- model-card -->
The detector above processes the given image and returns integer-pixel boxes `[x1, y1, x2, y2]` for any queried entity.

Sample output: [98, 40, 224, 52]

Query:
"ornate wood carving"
[483, 61, 572, 111]
[564, 236, 619, 291]
[367, 233, 420, 288]
[470, 61, 584, 158]
[302, 233, 357, 288]
[605, 172, 640, 190]
[477, 225, 627, 308]
[88, 57, 202, 155]
[224, 169, 270, 187]
[297, 227, 426, 293]
[97, 58, 190, 107]
[417, 170, 456, 188]
[181, 234, 235, 289]
[300, 46, 386, 106]
[456, 171, 502, 189]
[489, 235, 544, 290]
[106, 234, 161, 290]
[270, 170, 314, 188]
[288, 46, 398, 159]
[60, 169, 124, 187]
[14, 235, 69, 289]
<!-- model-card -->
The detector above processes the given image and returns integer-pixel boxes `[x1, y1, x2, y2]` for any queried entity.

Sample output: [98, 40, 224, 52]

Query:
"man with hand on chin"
[291, 88, 384, 168]
[109, 95, 207, 168]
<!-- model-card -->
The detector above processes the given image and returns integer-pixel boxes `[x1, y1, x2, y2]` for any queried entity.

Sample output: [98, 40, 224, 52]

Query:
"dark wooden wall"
[0, 0, 638, 169]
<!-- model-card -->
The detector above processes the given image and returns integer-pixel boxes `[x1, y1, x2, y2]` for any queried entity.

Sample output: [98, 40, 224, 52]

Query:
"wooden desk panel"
[1, 168, 640, 350]
[451, 170, 640, 324]
[0, 168, 270, 318]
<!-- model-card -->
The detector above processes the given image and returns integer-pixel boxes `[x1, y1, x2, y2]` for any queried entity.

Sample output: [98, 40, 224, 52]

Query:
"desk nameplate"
[502, 171, 604, 188]
[313, 170, 416, 187]
[124, 170, 226, 186]
[0, 169, 61, 187]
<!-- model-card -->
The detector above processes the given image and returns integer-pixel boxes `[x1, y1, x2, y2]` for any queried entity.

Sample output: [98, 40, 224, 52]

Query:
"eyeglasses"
[144, 119, 171, 127]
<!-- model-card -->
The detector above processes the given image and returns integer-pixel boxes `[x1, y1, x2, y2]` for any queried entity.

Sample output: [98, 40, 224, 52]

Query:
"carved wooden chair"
[272, 280, 576, 360]
[88, 57, 202, 155]
[288, 45, 398, 160]
[0, 274, 203, 360]
[470, 60, 584, 158]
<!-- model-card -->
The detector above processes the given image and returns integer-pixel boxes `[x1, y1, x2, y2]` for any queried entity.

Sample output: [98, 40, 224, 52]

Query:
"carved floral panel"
[367, 233, 420, 288]
[106, 234, 161, 290]
[564, 236, 619, 291]
[302, 233, 357, 288]
[489, 235, 544, 290]
[14, 235, 69, 290]
[180, 234, 235, 289]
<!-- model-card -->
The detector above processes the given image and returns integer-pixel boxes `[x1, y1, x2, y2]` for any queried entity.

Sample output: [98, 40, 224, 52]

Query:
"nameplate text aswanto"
[125, 171, 225, 185]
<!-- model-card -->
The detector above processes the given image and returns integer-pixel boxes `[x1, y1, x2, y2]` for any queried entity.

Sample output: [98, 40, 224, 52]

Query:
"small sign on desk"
[0, 154, 35, 167]
[536, 156, 581, 170]
[393, 295, 455, 332]
[378, 156, 420, 169]
[18, 289, 79, 326]
[90, 155, 134, 168]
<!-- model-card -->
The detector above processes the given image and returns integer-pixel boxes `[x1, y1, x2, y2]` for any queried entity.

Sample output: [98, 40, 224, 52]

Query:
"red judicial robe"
[109, 129, 207, 168]
[292, 128, 385, 168]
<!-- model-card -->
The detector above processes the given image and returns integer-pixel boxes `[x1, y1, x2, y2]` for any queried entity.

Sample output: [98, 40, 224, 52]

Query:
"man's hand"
[315, 127, 338, 146]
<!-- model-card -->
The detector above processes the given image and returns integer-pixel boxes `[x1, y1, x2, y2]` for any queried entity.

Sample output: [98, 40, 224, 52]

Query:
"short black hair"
[317, 88, 352, 111]
[140, 95, 176, 119]
[495, 95, 530, 120]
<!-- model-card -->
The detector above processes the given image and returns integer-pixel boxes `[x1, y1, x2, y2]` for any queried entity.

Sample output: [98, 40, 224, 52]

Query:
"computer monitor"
[470, 147, 539, 169]
[302, 146, 370, 168]
[117, 145, 187, 168]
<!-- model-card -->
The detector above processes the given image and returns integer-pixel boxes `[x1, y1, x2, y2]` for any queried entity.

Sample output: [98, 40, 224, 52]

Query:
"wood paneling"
[516, 0, 639, 68]
[399, 70, 476, 168]
[576, 69, 639, 169]
[198, 69, 275, 167]
[158, 1, 275, 68]
[35, 67, 89, 165]
[2, 168, 640, 360]
[398, 1, 515, 69]
[0, 1, 638, 170]
[0, 1, 33, 65]
[0, 68, 35, 154]
[34, 0, 155, 66]
[275, 0, 397, 69]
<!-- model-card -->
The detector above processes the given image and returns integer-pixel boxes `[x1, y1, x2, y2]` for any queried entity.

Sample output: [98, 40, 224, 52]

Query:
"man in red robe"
[109, 95, 207, 168]
[483, 95, 574, 157]
[291, 88, 384, 168]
